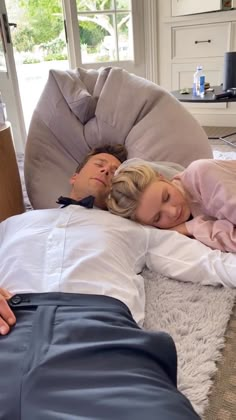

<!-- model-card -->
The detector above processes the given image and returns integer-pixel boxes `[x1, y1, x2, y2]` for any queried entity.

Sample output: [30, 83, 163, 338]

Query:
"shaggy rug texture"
[213, 150, 236, 160]
[143, 269, 236, 417]
[17, 151, 236, 418]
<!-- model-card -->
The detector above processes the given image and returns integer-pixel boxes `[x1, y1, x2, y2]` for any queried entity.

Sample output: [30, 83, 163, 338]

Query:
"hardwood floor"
[203, 126, 236, 153]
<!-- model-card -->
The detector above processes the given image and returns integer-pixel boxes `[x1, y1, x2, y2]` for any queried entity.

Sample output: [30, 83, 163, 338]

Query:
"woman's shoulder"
[187, 159, 236, 177]
[183, 159, 236, 192]
[187, 158, 215, 172]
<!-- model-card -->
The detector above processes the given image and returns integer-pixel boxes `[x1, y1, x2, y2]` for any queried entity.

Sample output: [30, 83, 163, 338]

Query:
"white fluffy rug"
[143, 270, 236, 417]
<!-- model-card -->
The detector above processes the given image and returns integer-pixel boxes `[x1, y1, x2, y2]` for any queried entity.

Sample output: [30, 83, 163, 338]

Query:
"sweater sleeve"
[186, 216, 236, 252]
[177, 160, 236, 252]
[179, 159, 236, 224]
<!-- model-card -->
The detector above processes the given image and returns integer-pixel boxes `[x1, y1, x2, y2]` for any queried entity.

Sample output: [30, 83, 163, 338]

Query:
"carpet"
[213, 150, 236, 160]
[143, 270, 236, 417]
[17, 151, 236, 419]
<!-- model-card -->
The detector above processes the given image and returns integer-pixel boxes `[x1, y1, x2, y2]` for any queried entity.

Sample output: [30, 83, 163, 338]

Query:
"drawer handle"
[194, 39, 211, 44]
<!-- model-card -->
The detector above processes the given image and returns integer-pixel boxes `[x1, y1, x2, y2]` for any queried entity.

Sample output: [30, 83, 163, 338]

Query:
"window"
[76, 0, 133, 64]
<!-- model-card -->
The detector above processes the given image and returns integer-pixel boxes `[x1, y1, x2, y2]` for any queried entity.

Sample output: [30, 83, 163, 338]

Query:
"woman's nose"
[167, 205, 178, 218]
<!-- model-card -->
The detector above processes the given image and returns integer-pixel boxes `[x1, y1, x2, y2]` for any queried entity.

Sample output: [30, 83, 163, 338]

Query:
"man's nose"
[100, 166, 110, 176]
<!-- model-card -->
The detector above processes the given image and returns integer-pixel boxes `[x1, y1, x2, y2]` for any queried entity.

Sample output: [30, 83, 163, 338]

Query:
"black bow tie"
[57, 195, 95, 209]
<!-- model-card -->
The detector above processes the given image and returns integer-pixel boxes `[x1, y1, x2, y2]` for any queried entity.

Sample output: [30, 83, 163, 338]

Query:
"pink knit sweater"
[173, 159, 236, 252]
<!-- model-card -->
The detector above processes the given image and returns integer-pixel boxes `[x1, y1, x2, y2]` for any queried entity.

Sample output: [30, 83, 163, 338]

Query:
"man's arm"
[0, 288, 16, 335]
[145, 228, 236, 288]
[0, 222, 16, 335]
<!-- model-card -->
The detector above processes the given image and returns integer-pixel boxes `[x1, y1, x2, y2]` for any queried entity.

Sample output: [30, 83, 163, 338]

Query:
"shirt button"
[9, 295, 22, 305]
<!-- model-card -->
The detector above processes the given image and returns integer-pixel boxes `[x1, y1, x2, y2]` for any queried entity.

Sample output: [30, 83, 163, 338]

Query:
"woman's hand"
[0, 288, 16, 335]
[169, 223, 191, 236]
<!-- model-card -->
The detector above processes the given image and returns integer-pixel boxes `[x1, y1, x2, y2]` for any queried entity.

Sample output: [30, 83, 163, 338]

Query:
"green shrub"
[44, 53, 67, 61]
[23, 57, 41, 64]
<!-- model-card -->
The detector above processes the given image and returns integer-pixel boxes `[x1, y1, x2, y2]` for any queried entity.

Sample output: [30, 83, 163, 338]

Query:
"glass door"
[6, 0, 69, 132]
[0, 1, 26, 153]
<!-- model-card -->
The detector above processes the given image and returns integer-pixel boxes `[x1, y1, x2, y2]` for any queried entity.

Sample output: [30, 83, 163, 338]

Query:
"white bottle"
[193, 66, 205, 98]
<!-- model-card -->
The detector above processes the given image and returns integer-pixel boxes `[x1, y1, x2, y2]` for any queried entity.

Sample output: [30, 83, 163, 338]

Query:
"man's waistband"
[8, 292, 130, 314]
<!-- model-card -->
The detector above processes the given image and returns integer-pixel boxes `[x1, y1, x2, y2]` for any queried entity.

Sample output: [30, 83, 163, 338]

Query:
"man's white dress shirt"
[1, 206, 236, 325]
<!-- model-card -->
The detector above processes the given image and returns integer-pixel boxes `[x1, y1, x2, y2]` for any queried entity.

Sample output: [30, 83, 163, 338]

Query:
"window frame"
[63, 0, 145, 77]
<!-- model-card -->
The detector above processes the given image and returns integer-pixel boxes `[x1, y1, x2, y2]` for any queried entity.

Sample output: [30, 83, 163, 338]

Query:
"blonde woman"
[107, 159, 236, 252]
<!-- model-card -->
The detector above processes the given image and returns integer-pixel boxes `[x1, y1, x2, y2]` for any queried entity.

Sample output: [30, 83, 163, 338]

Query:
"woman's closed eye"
[154, 213, 161, 224]
[163, 192, 170, 202]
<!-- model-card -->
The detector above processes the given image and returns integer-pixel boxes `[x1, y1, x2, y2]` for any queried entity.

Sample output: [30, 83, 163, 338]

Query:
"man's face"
[70, 153, 121, 209]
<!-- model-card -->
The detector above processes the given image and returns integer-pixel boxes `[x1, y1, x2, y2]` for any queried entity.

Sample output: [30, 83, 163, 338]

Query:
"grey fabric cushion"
[51, 69, 97, 124]
[25, 67, 212, 209]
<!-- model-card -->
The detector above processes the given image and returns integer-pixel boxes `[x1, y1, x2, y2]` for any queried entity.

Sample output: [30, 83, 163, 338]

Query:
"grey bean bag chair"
[24, 66, 212, 209]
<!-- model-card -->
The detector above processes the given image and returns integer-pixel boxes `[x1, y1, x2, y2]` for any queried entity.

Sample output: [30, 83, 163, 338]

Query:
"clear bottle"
[193, 66, 205, 98]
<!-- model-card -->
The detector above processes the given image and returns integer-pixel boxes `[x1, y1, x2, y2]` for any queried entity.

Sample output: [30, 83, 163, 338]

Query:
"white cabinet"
[171, 21, 230, 93]
[158, 2, 236, 126]
[172, 23, 229, 59]
[171, 0, 228, 17]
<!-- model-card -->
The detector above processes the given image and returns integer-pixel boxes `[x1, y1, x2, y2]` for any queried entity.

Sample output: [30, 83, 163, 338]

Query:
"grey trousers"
[0, 293, 200, 420]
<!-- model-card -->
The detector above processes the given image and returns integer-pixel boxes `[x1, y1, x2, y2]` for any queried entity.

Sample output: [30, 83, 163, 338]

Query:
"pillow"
[69, 91, 97, 125]
[116, 158, 185, 179]
[51, 69, 97, 124]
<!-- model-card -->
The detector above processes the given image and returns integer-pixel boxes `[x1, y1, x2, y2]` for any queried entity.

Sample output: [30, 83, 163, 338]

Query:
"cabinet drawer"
[172, 23, 229, 59]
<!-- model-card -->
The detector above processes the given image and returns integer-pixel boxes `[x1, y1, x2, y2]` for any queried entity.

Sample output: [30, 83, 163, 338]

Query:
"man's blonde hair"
[107, 164, 160, 220]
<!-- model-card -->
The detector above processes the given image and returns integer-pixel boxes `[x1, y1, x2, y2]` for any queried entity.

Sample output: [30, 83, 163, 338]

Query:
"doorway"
[6, 0, 69, 132]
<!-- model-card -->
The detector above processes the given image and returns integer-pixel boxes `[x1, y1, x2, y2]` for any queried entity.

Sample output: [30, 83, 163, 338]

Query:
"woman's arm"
[186, 216, 236, 252]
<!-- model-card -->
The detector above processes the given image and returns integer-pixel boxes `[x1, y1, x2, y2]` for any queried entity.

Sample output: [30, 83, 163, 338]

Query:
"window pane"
[0, 23, 7, 72]
[77, 0, 114, 13]
[115, 0, 131, 10]
[117, 12, 133, 60]
[6, 0, 68, 130]
[79, 13, 117, 63]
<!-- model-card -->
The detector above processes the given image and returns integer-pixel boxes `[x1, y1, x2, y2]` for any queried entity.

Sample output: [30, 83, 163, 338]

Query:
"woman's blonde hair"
[107, 164, 161, 220]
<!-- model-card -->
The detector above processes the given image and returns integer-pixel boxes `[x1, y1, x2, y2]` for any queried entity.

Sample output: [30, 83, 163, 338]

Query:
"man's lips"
[91, 177, 106, 186]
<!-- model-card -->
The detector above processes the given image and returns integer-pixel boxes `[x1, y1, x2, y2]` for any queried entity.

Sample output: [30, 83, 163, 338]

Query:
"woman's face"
[135, 178, 191, 229]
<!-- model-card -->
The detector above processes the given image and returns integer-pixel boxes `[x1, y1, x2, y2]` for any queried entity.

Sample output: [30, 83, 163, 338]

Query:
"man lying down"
[0, 145, 235, 420]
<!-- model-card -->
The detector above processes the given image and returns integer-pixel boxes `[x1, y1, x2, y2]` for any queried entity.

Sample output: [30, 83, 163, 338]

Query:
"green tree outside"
[7, 0, 131, 61]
